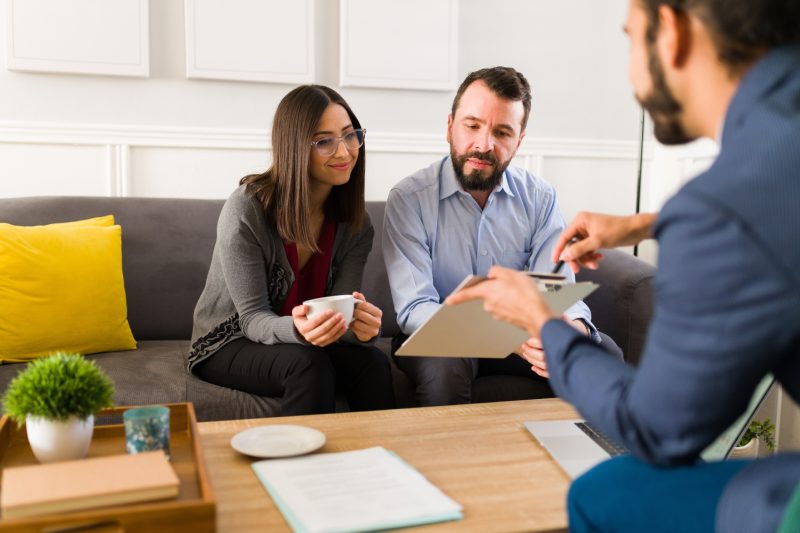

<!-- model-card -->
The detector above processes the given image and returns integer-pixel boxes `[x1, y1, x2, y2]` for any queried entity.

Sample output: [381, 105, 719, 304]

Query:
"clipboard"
[395, 273, 598, 359]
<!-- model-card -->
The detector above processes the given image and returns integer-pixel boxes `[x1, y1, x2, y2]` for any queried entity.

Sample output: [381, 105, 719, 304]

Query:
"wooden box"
[0, 403, 215, 532]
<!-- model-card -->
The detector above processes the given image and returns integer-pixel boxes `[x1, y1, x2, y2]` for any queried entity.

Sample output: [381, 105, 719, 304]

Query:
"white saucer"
[230, 424, 326, 458]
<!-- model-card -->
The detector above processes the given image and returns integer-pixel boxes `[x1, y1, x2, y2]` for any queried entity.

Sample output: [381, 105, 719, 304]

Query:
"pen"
[551, 237, 579, 274]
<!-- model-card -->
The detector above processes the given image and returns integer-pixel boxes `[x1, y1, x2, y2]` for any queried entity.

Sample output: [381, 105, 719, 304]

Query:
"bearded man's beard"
[450, 148, 511, 191]
[638, 42, 696, 145]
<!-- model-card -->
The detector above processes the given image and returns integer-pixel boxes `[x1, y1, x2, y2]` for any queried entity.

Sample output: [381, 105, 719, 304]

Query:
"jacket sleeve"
[543, 192, 794, 465]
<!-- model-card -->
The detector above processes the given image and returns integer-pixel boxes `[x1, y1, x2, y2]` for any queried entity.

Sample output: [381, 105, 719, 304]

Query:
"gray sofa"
[0, 196, 655, 421]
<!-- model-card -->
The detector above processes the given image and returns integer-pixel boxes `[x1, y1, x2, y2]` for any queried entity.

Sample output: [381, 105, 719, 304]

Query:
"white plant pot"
[730, 438, 759, 459]
[26, 415, 94, 463]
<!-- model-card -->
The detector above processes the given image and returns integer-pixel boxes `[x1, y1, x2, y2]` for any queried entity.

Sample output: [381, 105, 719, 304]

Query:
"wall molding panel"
[339, 0, 457, 90]
[0, 121, 650, 158]
[0, 121, 652, 207]
[0, 122, 268, 150]
[5, 0, 149, 78]
[185, 0, 314, 84]
[644, 138, 718, 213]
[106, 144, 130, 197]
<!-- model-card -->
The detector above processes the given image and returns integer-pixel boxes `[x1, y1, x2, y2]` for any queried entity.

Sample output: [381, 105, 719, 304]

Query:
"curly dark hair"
[640, 0, 800, 72]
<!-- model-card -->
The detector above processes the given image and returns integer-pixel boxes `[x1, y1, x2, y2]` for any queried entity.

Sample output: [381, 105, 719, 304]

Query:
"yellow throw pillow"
[0, 215, 137, 363]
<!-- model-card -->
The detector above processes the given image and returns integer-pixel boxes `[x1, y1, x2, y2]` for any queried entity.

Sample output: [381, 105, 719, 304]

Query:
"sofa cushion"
[87, 341, 187, 407]
[0, 197, 656, 421]
[0, 216, 136, 362]
[186, 370, 281, 422]
[0, 197, 225, 341]
[364, 202, 400, 338]
[0, 340, 282, 423]
[0, 341, 184, 412]
[86, 340, 281, 422]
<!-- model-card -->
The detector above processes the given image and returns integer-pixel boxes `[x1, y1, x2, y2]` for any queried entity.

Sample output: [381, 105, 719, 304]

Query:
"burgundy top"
[279, 220, 337, 316]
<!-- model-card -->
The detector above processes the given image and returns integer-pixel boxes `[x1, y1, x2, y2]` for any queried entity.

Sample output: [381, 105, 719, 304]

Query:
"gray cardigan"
[188, 185, 375, 370]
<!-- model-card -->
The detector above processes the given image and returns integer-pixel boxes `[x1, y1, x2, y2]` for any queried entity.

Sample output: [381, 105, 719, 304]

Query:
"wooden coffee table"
[198, 398, 578, 532]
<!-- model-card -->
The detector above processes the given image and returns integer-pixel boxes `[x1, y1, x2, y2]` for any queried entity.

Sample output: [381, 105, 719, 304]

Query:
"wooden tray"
[0, 403, 215, 532]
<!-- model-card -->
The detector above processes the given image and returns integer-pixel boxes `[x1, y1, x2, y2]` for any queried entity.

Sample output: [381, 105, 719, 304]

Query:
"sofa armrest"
[576, 249, 655, 366]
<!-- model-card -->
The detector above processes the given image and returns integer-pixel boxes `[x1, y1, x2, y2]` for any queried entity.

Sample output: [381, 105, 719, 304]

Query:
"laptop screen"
[700, 374, 775, 462]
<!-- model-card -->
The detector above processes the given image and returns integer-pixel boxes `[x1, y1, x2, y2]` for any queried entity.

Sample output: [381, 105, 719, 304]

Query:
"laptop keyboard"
[575, 422, 628, 457]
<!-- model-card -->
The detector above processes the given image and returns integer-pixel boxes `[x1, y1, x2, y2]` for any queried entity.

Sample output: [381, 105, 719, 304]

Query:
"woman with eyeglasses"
[188, 85, 395, 415]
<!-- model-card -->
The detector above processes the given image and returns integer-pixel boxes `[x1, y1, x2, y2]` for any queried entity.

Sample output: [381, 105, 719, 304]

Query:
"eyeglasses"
[310, 129, 366, 157]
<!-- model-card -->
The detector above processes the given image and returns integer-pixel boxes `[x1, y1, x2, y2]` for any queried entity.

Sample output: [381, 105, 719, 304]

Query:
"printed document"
[251, 446, 462, 533]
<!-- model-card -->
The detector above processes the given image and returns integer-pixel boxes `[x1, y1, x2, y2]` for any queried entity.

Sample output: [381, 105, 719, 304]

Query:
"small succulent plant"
[2, 353, 114, 426]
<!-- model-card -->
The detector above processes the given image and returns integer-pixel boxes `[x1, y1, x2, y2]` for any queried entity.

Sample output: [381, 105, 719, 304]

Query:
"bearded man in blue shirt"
[382, 67, 614, 407]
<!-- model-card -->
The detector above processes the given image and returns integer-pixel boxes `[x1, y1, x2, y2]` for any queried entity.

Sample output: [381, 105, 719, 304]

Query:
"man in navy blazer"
[449, 0, 800, 531]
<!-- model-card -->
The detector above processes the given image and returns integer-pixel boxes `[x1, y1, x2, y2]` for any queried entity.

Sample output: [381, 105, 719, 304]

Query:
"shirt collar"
[439, 155, 515, 201]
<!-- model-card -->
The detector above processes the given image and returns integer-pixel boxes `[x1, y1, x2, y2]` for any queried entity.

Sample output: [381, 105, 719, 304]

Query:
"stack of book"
[1, 450, 179, 519]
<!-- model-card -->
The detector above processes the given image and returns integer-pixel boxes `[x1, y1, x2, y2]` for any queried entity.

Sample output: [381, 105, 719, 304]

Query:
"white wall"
[636, 133, 719, 265]
[0, 0, 645, 225]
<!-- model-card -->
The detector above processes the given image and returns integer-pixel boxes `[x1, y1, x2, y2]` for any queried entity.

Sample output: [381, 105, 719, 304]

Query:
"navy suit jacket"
[542, 44, 800, 531]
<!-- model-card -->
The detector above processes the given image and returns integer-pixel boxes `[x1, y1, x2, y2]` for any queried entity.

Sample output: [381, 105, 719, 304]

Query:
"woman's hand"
[292, 304, 348, 347]
[351, 291, 382, 342]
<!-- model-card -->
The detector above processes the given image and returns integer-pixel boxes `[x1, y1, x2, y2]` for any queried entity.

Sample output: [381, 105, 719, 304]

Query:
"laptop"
[525, 374, 775, 478]
[395, 272, 597, 358]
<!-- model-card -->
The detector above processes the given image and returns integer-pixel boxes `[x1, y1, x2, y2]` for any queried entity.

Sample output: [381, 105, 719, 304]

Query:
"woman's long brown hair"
[240, 85, 366, 252]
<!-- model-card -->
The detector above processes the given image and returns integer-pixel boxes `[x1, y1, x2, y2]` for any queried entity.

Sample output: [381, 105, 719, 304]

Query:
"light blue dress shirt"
[383, 156, 595, 339]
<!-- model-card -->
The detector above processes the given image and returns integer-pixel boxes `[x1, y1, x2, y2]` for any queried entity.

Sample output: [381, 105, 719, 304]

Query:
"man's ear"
[446, 114, 453, 144]
[657, 4, 691, 68]
[516, 130, 526, 153]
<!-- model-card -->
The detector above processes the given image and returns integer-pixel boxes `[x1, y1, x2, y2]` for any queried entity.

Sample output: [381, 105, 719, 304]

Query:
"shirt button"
[480, 250, 488, 256]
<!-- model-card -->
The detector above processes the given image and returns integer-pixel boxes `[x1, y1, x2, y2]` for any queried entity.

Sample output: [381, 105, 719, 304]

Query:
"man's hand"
[552, 212, 657, 273]
[292, 305, 347, 347]
[516, 337, 548, 378]
[515, 320, 588, 378]
[351, 291, 382, 342]
[445, 266, 558, 337]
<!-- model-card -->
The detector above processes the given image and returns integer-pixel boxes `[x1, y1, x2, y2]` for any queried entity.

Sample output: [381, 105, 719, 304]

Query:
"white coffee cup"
[303, 295, 358, 324]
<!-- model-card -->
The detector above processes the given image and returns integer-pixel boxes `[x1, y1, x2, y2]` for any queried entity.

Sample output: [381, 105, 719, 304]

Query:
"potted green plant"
[732, 419, 776, 459]
[2, 353, 114, 463]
